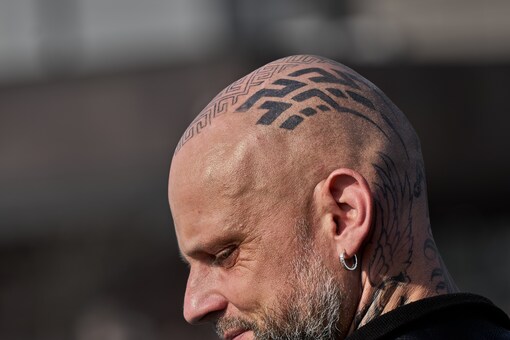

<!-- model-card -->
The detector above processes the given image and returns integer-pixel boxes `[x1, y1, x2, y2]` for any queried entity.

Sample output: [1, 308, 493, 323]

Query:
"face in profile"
[174, 200, 345, 340]
[169, 146, 349, 339]
[213, 217, 346, 340]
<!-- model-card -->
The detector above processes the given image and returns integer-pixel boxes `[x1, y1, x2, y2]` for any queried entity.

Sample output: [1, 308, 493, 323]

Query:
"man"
[168, 55, 510, 339]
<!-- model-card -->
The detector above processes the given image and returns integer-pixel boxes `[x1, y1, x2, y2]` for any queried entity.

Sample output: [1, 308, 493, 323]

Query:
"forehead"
[169, 136, 283, 252]
[170, 134, 257, 210]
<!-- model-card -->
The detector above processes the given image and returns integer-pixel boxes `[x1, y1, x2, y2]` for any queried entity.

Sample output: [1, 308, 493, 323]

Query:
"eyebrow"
[176, 222, 246, 266]
[178, 231, 243, 267]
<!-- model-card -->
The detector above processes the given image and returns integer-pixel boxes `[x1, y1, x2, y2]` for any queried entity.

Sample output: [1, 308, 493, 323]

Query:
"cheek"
[215, 270, 261, 315]
[222, 217, 300, 313]
[219, 257, 292, 314]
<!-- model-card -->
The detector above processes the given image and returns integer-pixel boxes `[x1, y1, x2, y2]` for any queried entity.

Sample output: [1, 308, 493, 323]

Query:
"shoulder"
[347, 293, 510, 340]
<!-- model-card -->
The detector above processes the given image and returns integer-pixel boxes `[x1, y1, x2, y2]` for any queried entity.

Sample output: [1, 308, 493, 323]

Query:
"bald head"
[169, 55, 455, 337]
[170, 55, 422, 233]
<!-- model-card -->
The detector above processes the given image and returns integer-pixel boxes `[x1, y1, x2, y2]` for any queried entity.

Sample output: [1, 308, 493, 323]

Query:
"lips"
[224, 329, 252, 340]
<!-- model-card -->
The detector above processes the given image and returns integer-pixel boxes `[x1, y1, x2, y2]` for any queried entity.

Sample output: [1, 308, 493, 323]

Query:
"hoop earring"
[340, 251, 358, 271]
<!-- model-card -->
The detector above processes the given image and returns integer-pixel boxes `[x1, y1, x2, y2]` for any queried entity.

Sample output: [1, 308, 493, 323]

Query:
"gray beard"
[216, 246, 343, 340]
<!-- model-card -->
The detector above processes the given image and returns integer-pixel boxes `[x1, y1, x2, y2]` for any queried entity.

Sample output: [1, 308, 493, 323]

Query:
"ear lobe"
[319, 168, 373, 258]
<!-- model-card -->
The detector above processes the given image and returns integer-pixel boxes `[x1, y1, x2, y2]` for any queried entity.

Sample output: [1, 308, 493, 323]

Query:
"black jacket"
[346, 293, 510, 340]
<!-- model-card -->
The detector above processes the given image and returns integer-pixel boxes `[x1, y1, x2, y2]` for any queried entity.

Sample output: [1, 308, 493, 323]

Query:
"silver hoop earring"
[340, 251, 358, 271]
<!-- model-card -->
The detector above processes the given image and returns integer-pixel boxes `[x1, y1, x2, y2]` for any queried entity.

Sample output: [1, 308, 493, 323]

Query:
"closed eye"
[212, 246, 238, 268]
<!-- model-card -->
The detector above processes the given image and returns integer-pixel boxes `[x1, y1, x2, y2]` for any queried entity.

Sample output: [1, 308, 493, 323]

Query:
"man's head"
[168, 55, 454, 339]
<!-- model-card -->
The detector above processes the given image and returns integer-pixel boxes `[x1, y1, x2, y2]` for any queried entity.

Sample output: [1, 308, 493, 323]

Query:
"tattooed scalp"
[171, 55, 457, 332]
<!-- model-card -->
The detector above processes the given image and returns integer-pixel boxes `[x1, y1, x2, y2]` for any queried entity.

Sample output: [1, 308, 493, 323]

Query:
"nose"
[183, 265, 228, 324]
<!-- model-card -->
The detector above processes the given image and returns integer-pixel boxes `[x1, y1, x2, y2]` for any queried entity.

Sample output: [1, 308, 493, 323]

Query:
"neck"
[348, 220, 458, 333]
[352, 275, 434, 330]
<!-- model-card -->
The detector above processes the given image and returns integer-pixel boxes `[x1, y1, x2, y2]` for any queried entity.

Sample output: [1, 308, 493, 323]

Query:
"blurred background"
[1, 0, 510, 339]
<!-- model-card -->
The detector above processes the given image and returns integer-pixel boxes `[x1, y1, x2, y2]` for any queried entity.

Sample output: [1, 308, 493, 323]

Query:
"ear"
[315, 168, 373, 259]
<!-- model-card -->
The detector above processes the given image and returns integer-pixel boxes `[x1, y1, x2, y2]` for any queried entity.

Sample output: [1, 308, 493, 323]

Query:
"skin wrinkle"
[169, 55, 457, 339]
[215, 230, 345, 340]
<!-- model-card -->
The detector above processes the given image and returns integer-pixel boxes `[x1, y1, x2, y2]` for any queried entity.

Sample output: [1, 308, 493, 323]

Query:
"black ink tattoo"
[398, 295, 408, 307]
[255, 101, 292, 126]
[300, 108, 317, 116]
[355, 272, 411, 327]
[236, 79, 306, 112]
[423, 238, 437, 261]
[346, 90, 376, 110]
[175, 55, 332, 152]
[288, 67, 361, 90]
[413, 161, 424, 198]
[235, 65, 391, 136]
[317, 104, 330, 112]
[280, 115, 304, 130]
[176, 56, 411, 152]
[353, 151, 414, 325]
[326, 88, 347, 98]
[424, 226, 454, 294]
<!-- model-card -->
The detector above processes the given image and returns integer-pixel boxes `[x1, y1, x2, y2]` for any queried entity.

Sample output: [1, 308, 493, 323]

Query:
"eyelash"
[212, 246, 237, 267]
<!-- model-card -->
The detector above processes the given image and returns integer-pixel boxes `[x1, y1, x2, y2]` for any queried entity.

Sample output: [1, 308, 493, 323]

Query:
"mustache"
[215, 316, 258, 339]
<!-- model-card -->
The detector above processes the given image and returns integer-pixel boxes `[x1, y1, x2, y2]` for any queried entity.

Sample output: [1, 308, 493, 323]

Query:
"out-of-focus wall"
[1, 1, 509, 339]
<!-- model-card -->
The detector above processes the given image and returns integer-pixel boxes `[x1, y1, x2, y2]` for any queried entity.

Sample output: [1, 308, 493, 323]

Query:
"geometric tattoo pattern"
[176, 55, 332, 152]
[235, 67, 386, 137]
[175, 55, 402, 152]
